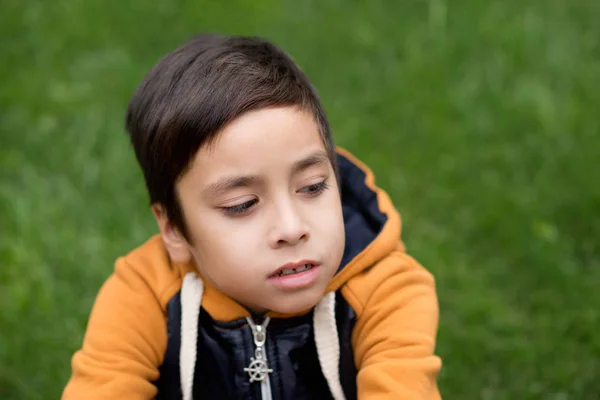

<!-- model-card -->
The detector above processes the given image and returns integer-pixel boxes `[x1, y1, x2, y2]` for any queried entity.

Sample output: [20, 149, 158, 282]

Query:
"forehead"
[190, 107, 328, 179]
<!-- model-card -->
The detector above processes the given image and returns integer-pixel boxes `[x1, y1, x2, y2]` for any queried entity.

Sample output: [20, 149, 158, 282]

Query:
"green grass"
[2, 0, 599, 398]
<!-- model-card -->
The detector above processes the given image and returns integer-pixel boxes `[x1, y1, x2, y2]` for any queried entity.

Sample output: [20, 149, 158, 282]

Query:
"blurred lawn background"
[1, 0, 599, 399]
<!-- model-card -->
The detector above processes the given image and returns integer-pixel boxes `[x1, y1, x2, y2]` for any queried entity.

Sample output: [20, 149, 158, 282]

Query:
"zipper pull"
[244, 316, 273, 383]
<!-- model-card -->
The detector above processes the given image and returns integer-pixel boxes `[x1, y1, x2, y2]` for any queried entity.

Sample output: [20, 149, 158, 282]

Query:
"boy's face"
[154, 107, 345, 315]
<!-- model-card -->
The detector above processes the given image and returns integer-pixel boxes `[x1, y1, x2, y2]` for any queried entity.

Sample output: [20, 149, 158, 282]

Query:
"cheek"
[191, 234, 257, 291]
[313, 193, 345, 241]
[191, 215, 261, 270]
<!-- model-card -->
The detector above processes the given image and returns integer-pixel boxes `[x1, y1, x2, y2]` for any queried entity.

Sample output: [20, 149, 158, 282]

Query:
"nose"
[268, 198, 309, 248]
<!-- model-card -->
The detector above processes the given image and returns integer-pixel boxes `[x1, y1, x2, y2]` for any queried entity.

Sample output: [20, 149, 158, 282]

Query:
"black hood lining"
[337, 152, 388, 272]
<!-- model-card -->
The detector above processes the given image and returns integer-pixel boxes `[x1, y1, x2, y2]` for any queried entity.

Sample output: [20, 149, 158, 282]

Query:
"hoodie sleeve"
[62, 257, 172, 400]
[343, 249, 442, 399]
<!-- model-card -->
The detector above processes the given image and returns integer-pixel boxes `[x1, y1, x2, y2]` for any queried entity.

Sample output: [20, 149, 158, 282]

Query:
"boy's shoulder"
[339, 241, 436, 317]
[112, 234, 190, 310]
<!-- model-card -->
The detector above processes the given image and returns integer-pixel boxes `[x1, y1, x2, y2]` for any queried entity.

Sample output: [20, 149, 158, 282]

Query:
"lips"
[269, 261, 318, 278]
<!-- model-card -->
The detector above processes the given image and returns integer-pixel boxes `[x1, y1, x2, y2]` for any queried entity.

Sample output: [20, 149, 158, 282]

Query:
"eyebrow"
[203, 150, 330, 198]
[290, 150, 330, 175]
[203, 175, 260, 198]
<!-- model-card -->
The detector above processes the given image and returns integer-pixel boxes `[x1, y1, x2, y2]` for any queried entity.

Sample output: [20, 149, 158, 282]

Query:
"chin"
[269, 289, 326, 315]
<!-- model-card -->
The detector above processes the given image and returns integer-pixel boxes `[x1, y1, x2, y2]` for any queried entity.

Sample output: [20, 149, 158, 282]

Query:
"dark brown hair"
[125, 33, 336, 238]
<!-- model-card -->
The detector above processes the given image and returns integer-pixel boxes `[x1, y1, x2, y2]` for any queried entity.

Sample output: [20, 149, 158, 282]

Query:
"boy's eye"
[222, 199, 257, 216]
[299, 181, 329, 196]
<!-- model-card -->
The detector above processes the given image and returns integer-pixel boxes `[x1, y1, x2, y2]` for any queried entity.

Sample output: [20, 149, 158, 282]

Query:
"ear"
[151, 204, 192, 264]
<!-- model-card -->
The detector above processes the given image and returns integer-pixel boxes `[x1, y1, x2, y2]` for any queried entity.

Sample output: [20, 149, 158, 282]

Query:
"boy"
[62, 33, 442, 399]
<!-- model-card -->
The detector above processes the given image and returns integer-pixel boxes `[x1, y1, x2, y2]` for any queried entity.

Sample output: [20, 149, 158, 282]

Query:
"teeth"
[277, 264, 312, 277]
[296, 264, 310, 273]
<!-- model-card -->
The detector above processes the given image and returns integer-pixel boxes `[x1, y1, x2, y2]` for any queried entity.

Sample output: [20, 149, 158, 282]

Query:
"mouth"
[269, 261, 318, 278]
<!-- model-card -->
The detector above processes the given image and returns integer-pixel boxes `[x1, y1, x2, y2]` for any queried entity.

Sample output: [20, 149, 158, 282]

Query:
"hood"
[325, 148, 401, 291]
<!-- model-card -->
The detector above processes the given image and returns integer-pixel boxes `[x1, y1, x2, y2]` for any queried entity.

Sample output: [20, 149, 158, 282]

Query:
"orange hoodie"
[62, 148, 442, 399]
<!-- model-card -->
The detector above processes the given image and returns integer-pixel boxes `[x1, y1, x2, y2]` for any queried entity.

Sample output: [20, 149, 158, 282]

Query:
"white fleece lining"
[314, 292, 347, 400]
[180, 272, 204, 400]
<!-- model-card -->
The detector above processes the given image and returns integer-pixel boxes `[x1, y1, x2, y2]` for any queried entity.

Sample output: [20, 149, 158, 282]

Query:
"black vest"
[154, 291, 358, 400]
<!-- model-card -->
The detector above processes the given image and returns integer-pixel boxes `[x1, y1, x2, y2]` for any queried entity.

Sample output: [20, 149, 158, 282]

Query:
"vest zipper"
[244, 316, 273, 400]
